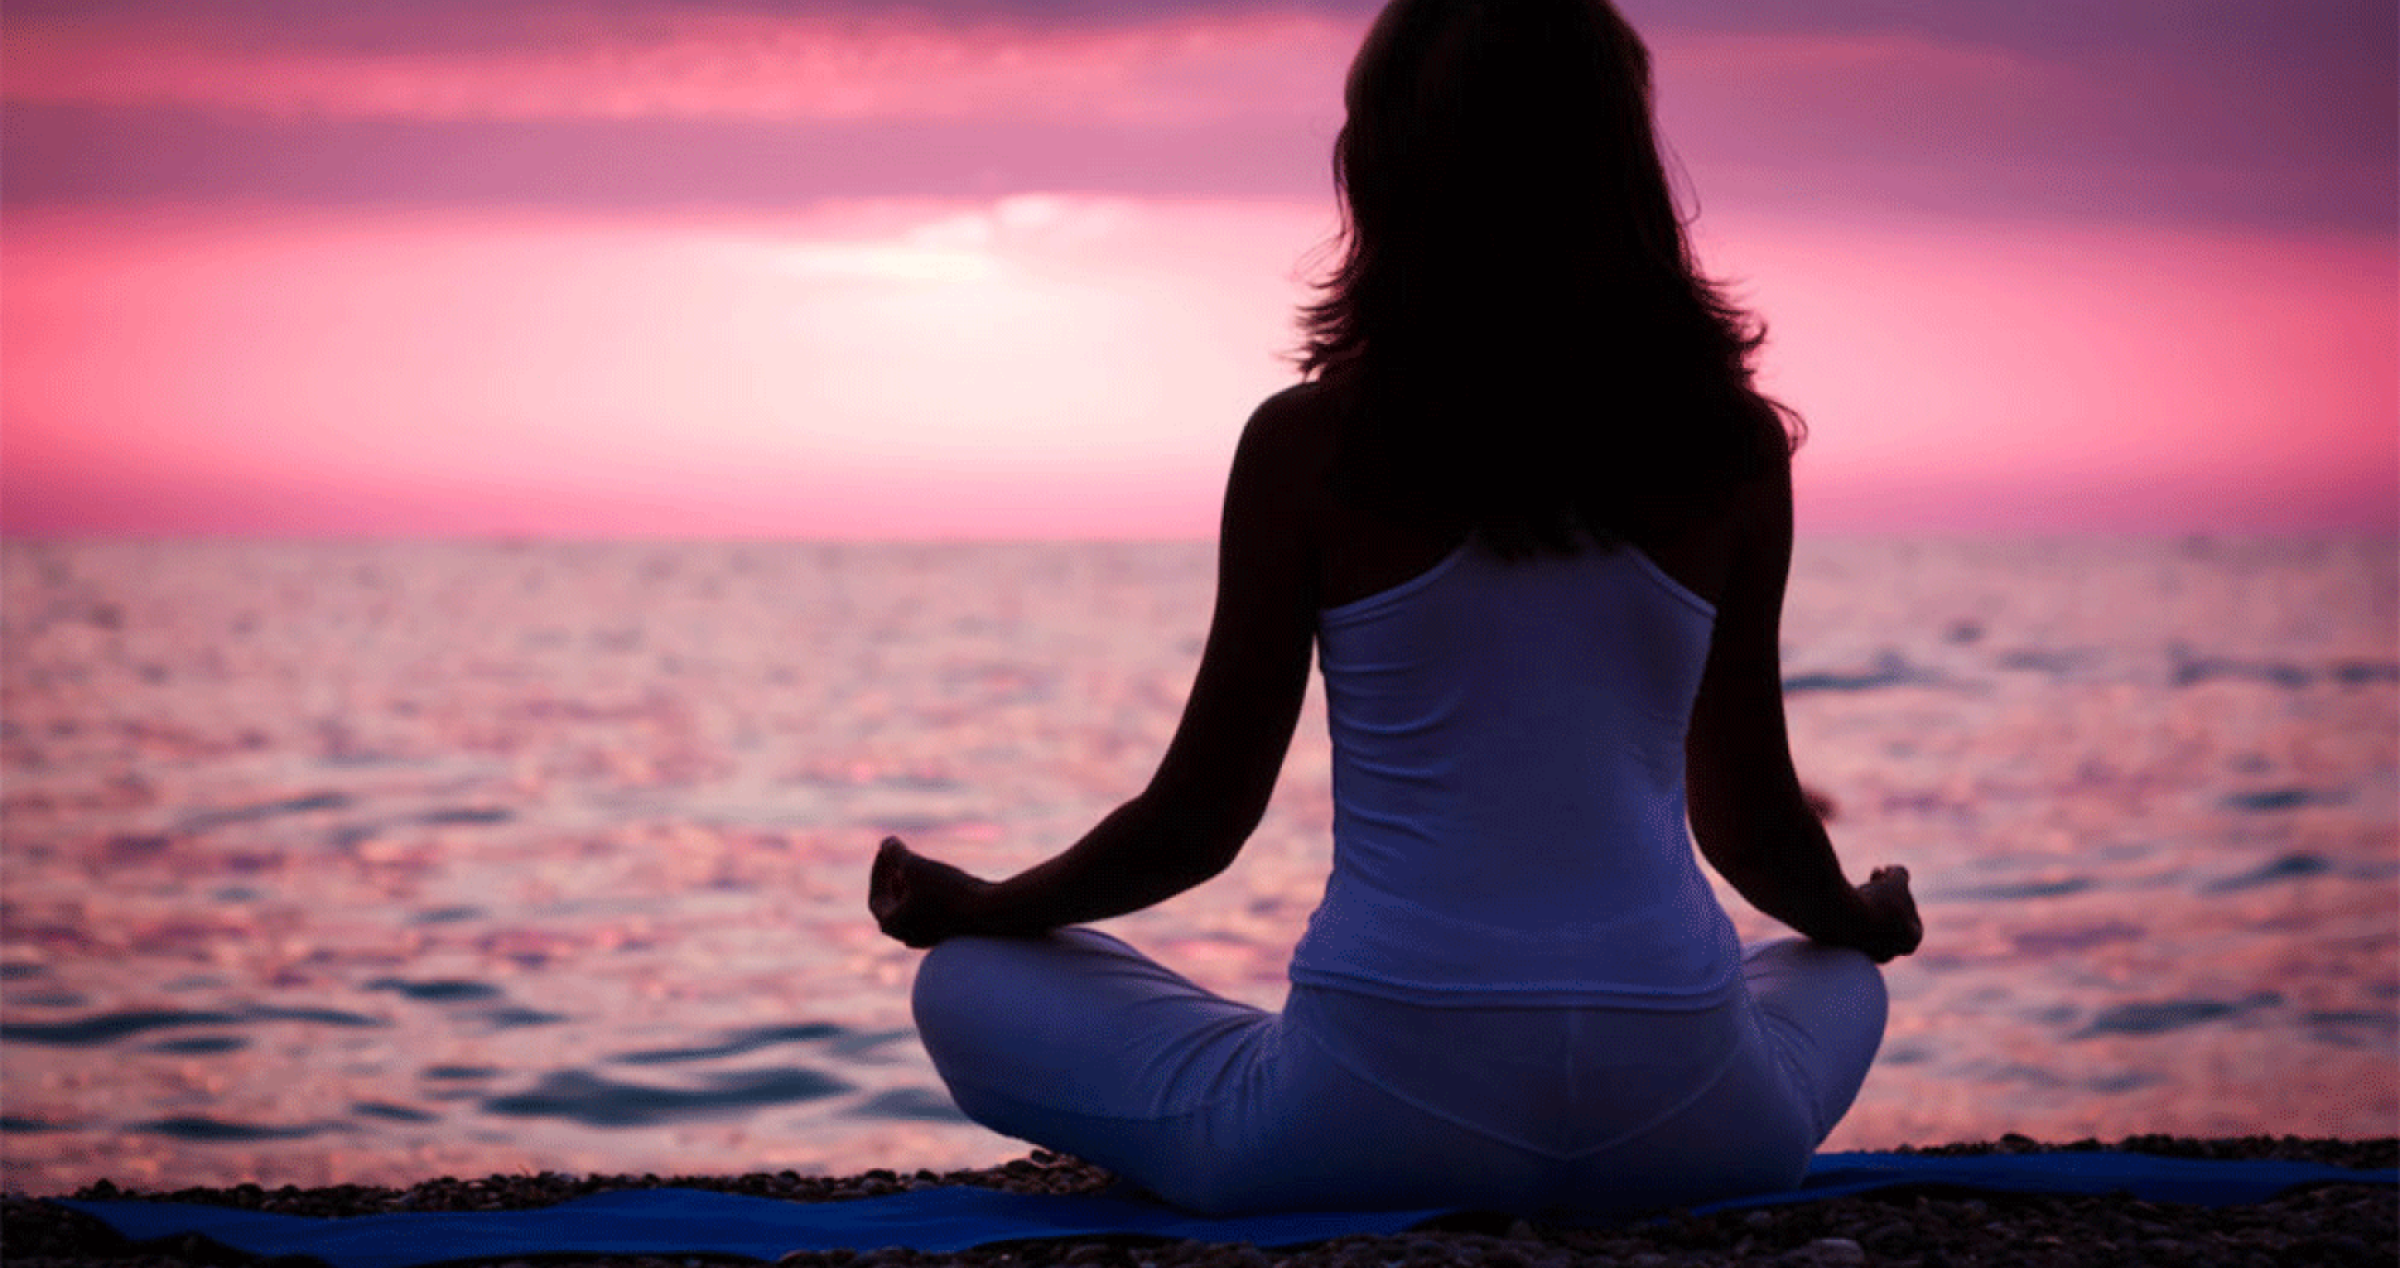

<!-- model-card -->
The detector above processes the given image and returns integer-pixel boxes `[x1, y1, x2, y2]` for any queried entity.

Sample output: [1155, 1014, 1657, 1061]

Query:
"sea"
[2, 536, 2393, 1194]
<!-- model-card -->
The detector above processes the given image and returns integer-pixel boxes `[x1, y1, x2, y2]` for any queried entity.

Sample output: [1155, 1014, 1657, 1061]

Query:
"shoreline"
[6, 1136, 2393, 1267]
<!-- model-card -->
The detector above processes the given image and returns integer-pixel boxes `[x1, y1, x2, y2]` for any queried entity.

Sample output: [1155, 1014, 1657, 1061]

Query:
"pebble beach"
[5, 1136, 2393, 1267]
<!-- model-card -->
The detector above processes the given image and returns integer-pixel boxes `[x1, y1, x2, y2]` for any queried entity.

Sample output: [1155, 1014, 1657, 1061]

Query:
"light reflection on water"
[2, 537, 2393, 1192]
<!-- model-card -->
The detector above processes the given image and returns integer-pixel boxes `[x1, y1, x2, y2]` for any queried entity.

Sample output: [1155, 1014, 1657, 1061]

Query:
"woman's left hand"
[1850, 865, 1922, 963]
[869, 836, 993, 948]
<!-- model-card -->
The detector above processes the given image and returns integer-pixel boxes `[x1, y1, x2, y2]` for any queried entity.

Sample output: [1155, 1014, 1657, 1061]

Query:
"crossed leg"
[911, 928, 1885, 1216]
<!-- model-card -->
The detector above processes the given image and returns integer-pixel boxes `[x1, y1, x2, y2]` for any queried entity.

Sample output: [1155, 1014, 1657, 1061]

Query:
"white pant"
[913, 929, 1884, 1218]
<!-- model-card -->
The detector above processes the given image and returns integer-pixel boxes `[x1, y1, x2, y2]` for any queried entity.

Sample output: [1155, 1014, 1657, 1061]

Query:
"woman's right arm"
[1685, 467, 1922, 963]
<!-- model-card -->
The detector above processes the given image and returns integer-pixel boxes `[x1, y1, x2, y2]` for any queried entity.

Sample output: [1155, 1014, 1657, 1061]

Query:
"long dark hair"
[1297, 0, 1802, 550]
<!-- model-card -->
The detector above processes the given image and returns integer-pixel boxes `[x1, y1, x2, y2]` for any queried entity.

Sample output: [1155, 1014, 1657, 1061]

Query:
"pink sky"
[3, 1, 2394, 537]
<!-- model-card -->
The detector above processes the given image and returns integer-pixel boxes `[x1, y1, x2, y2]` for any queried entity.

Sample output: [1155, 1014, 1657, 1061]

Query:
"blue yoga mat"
[59, 1152, 2394, 1268]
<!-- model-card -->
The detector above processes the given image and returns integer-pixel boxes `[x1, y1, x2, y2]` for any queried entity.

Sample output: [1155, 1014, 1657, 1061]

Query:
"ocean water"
[1, 537, 2393, 1194]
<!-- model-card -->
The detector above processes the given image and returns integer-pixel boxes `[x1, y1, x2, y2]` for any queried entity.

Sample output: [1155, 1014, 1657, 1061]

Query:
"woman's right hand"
[1850, 865, 1922, 963]
[869, 837, 993, 949]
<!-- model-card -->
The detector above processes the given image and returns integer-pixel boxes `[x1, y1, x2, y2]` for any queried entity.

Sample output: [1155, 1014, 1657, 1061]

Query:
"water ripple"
[2170, 654, 2314, 689]
[2205, 851, 2335, 892]
[352, 1101, 440, 1123]
[1, 1004, 385, 1046]
[249, 1005, 383, 1027]
[849, 1087, 968, 1122]
[2168, 650, 2398, 690]
[2220, 788, 2344, 814]
[1782, 651, 1940, 695]
[1, 1009, 246, 1046]
[2009, 922, 2143, 956]
[365, 977, 503, 1003]
[146, 1036, 249, 1055]
[135, 1116, 326, 1142]
[611, 1022, 846, 1066]
[2304, 1010, 2400, 1047]
[1994, 648, 2093, 675]
[477, 1007, 569, 1030]
[1939, 876, 2095, 902]
[421, 1064, 501, 1081]
[482, 1067, 854, 1128]
[178, 792, 352, 834]
[2072, 993, 2283, 1039]
[417, 807, 514, 827]
[8, 990, 88, 1008]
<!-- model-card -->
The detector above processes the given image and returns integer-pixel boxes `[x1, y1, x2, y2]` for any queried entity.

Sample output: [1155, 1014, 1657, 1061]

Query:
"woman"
[868, 0, 1921, 1219]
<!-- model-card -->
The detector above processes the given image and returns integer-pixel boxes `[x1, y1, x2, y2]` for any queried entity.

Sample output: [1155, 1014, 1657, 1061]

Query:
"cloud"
[1649, 28, 2394, 231]
[1, 1, 2389, 231]
[3, 7, 1353, 126]
[0, 1, 1365, 54]
[0, 105, 1338, 209]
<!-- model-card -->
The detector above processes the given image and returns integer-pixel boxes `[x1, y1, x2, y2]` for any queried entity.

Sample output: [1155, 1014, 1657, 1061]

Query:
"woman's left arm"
[871, 390, 1323, 946]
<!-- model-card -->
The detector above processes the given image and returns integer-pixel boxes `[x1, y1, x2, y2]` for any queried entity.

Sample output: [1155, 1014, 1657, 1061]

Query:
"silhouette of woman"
[869, 0, 1921, 1218]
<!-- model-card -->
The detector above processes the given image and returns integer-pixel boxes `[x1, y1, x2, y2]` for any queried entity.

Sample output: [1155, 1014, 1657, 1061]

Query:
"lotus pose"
[870, 0, 1920, 1218]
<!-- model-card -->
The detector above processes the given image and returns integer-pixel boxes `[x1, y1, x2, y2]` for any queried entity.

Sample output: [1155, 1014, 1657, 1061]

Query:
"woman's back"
[1294, 530, 1744, 1003]
[1244, 375, 1761, 990]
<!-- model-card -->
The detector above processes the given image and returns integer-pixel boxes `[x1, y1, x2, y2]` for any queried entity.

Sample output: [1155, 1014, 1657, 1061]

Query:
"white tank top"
[1287, 538, 1743, 1007]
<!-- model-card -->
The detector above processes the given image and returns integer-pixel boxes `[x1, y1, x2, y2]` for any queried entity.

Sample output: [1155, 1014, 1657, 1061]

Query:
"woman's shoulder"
[1248, 379, 1343, 438]
[1231, 380, 1345, 488]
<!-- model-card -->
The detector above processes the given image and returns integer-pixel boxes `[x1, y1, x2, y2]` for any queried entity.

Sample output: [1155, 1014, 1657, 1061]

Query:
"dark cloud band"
[4, 0, 2391, 233]
[8, 100, 2387, 235]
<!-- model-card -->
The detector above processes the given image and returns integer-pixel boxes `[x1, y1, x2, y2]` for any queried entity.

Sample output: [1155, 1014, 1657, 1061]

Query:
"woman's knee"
[1744, 938, 1887, 1023]
[913, 929, 1125, 1028]
[912, 929, 1157, 1090]
[1742, 939, 1889, 1076]
[1813, 942, 1888, 1025]
[910, 935, 1013, 1063]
